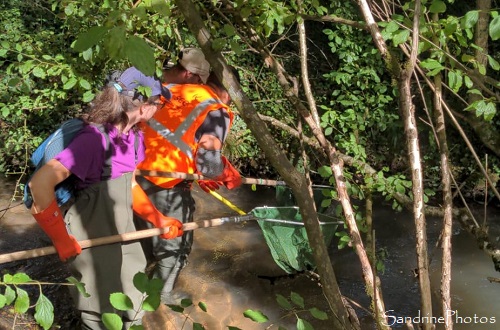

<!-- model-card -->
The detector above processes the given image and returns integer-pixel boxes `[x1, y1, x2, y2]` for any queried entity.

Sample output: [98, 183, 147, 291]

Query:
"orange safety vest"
[137, 83, 234, 188]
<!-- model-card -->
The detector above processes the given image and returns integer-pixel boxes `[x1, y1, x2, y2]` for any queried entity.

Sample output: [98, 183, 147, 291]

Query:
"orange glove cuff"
[132, 184, 184, 239]
[213, 157, 242, 190]
[32, 199, 81, 262]
[132, 184, 161, 227]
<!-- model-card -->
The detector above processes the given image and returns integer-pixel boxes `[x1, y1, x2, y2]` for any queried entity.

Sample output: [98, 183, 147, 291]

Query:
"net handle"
[0, 214, 256, 264]
[135, 170, 286, 186]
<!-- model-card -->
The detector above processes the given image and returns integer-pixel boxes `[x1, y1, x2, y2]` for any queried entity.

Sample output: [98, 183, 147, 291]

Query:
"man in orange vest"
[131, 52, 242, 303]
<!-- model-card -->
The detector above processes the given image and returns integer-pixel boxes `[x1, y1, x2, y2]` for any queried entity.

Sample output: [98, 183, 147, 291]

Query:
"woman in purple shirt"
[28, 68, 183, 329]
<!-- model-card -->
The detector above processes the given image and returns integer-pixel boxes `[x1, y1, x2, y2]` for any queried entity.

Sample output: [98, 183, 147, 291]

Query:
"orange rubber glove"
[213, 156, 242, 189]
[132, 184, 183, 239]
[197, 180, 221, 193]
[32, 199, 82, 262]
[197, 157, 241, 192]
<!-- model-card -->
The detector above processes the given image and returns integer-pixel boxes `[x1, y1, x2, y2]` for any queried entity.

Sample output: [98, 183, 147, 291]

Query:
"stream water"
[0, 176, 499, 330]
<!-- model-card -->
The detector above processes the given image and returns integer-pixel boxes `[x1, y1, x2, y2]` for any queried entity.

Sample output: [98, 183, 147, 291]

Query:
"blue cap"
[118, 67, 171, 100]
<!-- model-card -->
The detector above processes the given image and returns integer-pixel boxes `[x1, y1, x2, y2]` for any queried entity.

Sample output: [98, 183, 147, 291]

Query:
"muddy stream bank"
[1, 177, 500, 329]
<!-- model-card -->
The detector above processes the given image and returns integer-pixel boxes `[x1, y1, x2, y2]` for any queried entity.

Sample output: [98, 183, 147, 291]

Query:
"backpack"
[23, 119, 112, 209]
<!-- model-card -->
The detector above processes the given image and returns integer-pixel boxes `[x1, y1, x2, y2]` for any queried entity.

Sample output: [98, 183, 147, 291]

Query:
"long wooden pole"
[0, 214, 255, 264]
[135, 170, 286, 186]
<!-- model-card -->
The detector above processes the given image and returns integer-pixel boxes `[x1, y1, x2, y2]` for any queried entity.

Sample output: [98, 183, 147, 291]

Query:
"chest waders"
[134, 177, 195, 302]
[65, 172, 146, 329]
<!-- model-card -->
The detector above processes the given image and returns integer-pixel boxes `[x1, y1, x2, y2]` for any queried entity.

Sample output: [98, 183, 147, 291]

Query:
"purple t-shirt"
[55, 124, 145, 189]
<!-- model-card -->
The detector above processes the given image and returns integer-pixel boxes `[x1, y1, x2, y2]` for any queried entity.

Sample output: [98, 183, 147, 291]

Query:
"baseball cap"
[178, 48, 210, 83]
[118, 67, 171, 100]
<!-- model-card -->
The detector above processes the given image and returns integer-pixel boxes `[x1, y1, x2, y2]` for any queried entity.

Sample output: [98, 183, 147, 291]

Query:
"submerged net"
[252, 186, 341, 274]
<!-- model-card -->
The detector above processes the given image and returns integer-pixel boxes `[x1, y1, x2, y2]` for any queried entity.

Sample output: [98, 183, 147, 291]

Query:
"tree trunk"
[433, 37, 454, 330]
[431, 10, 454, 329]
[174, 1, 358, 329]
[464, 0, 499, 157]
[359, 0, 434, 328]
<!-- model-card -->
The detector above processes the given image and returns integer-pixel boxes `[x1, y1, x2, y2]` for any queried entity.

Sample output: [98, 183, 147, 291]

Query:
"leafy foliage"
[0, 273, 62, 330]
[1, 0, 500, 226]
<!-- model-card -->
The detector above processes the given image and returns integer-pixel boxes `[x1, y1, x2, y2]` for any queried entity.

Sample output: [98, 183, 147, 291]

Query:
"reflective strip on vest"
[146, 98, 223, 160]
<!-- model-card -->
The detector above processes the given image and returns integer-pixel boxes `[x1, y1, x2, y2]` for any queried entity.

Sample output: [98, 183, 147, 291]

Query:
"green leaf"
[227, 327, 243, 330]
[73, 26, 109, 52]
[224, 24, 236, 37]
[34, 294, 54, 330]
[102, 313, 123, 330]
[63, 77, 78, 90]
[150, 0, 171, 16]
[129, 325, 144, 330]
[109, 292, 134, 311]
[0, 294, 6, 308]
[82, 91, 95, 103]
[476, 101, 496, 121]
[3, 274, 13, 283]
[420, 59, 444, 76]
[105, 26, 127, 60]
[230, 40, 243, 55]
[297, 318, 314, 330]
[142, 292, 160, 311]
[167, 304, 184, 313]
[321, 199, 332, 208]
[384, 20, 399, 34]
[490, 16, 500, 40]
[290, 292, 304, 308]
[243, 309, 269, 323]
[477, 63, 486, 75]
[32, 67, 46, 79]
[420, 59, 444, 71]
[309, 307, 328, 320]
[133, 272, 149, 294]
[275, 294, 292, 310]
[8, 78, 21, 87]
[318, 166, 332, 178]
[82, 48, 93, 61]
[193, 323, 205, 330]
[14, 288, 30, 314]
[448, 70, 463, 92]
[3, 286, 16, 304]
[146, 278, 164, 295]
[11, 273, 31, 284]
[487, 55, 500, 71]
[79, 78, 92, 90]
[464, 76, 473, 88]
[240, 7, 252, 19]
[180, 298, 193, 308]
[462, 11, 479, 29]
[392, 29, 410, 46]
[198, 301, 208, 312]
[125, 36, 155, 76]
[212, 38, 226, 52]
[429, 0, 446, 14]
[66, 276, 90, 298]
